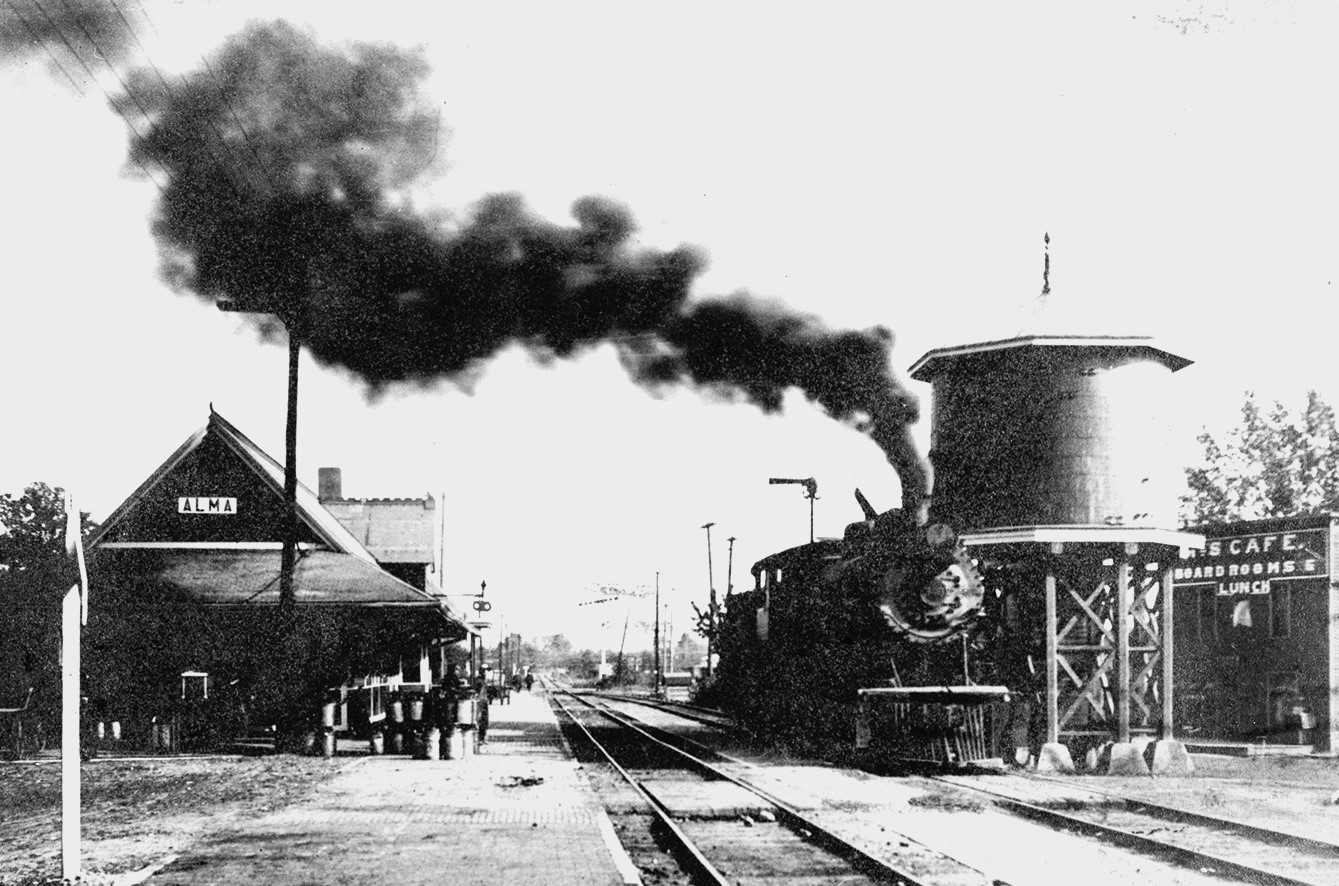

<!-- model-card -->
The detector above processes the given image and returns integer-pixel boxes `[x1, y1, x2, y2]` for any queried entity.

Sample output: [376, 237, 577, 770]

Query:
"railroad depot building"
[85, 407, 473, 751]
[1172, 514, 1339, 753]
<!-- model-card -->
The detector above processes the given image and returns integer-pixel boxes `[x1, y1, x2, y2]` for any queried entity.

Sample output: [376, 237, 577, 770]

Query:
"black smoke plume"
[118, 21, 928, 509]
[0, 0, 133, 70]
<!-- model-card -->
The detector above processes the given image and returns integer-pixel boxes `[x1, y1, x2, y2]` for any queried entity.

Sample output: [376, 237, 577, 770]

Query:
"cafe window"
[1270, 585, 1291, 638]
[1225, 596, 1253, 631]
[1198, 587, 1217, 642]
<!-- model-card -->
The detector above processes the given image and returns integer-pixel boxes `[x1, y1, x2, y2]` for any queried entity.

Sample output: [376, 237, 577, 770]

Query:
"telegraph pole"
[726, 537, 736, 602]
[279, 314, 300, 608]
[653, 571, 662, 697]
[702, 522, 716, 677]
[219, 301, 301, 608]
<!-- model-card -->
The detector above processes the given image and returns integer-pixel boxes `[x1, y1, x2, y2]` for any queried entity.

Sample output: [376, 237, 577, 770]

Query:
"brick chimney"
[318, 467, 343, 501]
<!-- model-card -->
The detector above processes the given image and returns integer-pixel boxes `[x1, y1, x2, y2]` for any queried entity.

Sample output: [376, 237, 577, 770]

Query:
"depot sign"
[1174, 528, 1328, 595]
[178, 496, 238, 515]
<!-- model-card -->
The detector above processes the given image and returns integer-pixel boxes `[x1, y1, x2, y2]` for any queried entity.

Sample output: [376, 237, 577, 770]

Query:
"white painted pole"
[61, 579, 81, 880]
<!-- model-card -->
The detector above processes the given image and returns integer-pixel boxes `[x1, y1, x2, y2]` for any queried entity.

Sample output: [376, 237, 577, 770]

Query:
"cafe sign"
[178, 497, 238, 515]
[1174, 527, 1328, 595]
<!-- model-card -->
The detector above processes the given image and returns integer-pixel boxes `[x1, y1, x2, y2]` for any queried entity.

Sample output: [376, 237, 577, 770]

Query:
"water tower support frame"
[966, 526, 1200, 774]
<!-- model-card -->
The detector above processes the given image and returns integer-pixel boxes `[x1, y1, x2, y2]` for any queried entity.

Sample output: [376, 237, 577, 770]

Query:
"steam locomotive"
[711, 489, 1013, 766]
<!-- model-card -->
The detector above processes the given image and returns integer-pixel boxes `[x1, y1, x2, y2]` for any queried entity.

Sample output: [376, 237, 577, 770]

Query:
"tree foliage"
[0, 482, 97, 726]
[0, 481, 96, 574]
[1182, 390, 1339, 524]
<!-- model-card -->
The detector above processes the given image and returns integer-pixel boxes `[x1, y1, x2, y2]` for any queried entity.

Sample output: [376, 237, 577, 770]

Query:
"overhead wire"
[197, 53, 280, 195]
[105, 0, 263, 200]
[22, 0, 167, 194]
[123, 0, 279, 196]
[13, 0, 284, 201]
[28, 0, 98, 83]
[2, 0, 83, 94]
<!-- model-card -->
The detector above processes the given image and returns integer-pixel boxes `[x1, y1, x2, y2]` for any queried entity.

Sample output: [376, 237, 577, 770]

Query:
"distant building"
[85, 407, 474, 751]
[316, 467, 439, 593]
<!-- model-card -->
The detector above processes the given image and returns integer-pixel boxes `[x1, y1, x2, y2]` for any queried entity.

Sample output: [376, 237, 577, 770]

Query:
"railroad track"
[558, 681, 1329, 884]
[591, 691, 739, 733]
[933, 772, 1339, 886]
[551, 686, 993, 886]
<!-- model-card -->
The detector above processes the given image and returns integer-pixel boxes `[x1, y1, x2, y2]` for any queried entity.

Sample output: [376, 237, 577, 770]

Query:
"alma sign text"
[177, 497, 238, 515]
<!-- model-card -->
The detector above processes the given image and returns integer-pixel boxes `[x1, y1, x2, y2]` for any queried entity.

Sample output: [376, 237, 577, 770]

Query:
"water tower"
[909, 272, 1202, 773]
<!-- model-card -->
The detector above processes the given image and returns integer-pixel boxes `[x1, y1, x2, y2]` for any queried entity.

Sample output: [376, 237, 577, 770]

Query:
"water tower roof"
[909, 279, 1193, 381]
[908, 332, 1192, 381]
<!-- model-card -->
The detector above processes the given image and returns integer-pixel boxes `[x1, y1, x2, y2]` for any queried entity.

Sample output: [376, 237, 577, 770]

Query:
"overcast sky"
[4, 1, 1337, 648]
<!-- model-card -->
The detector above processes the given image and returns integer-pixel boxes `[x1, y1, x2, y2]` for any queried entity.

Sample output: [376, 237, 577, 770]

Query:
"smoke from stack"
[28, 17, 929, 510]
[0, 1, 134, 76]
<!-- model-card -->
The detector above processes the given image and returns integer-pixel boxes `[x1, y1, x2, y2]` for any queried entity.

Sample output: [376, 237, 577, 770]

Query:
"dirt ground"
[0, 755, 345, 886]
[3, 750, 1337, 886]
[1072, 752, 1339, 842]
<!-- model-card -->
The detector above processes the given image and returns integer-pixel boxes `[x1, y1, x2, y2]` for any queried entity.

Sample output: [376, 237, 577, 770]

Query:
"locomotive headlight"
[877, 549, 986, 642]
[920, 563, 970, 608]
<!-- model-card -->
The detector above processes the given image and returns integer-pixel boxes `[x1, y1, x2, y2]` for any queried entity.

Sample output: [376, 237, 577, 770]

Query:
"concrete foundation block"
[1106, 741, 1151, 776]
[1145, 739, 1195, 775]
[1035, 742, 1075, 773]
[1083, 744, 1101, 772]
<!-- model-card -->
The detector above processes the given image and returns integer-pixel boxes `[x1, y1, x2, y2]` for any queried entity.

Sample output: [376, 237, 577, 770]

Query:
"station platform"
[1184, 739, 1315, 757]
[141, 688, 641, 886]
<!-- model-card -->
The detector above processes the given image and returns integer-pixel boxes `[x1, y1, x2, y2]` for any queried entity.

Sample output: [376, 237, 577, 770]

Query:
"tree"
[0, 482, 97, 726]
[1182, 390, 1339, 524]
[0, 481, 95, 574]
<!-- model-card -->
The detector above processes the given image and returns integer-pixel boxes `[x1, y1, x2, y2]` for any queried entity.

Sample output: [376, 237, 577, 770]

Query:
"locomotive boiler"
[712, 488, 1010, 766]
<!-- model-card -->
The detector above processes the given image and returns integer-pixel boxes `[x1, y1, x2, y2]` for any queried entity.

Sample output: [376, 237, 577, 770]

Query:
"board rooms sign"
[178, 497, 238, 515]
[1174, 528, 1329, 595]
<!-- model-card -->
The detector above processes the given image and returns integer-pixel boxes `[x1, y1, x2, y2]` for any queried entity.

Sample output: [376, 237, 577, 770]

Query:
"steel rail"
[1026, 772, 1339, 855]
[592, 691, 740, 733]
[933, 775, 1326, 886]
[563, 688, 965, 886]
[548, 690, 735, 886]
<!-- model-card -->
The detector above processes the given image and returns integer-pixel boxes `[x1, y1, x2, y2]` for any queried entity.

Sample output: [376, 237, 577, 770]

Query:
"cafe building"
[1172, 514, 1339, 752]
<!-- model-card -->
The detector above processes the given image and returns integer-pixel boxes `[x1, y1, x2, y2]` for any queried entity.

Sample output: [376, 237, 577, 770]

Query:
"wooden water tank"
[909, 336, 1192, 532]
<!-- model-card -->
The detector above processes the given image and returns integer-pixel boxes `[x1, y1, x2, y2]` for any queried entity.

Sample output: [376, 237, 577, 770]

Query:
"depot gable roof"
[90, 408, 376, 559]
[87, 408, 472, 633]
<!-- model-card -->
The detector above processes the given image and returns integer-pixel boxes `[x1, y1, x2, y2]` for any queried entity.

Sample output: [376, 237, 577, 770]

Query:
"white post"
[61, 580, 81, 880]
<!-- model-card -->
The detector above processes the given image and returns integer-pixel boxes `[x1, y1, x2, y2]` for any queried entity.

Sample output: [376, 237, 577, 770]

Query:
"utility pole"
[279, 315, 300, 608]
[726, 537, 736, 603]
[220, 301, 301, 608]
[653, 571, 662, 697]
[702, 522, 716, 678]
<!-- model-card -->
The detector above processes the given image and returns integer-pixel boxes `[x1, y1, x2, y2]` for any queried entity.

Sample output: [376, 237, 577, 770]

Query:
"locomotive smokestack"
[108, 21, 928, 497]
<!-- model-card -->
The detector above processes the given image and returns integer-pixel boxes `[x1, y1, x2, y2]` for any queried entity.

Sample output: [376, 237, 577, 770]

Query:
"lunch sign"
[1174, 528, 1329, 596]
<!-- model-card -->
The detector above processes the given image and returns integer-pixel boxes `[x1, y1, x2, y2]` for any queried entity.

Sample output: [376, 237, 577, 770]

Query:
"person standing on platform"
[436, 664, 464, 730]
[474, 667, 490, 744]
